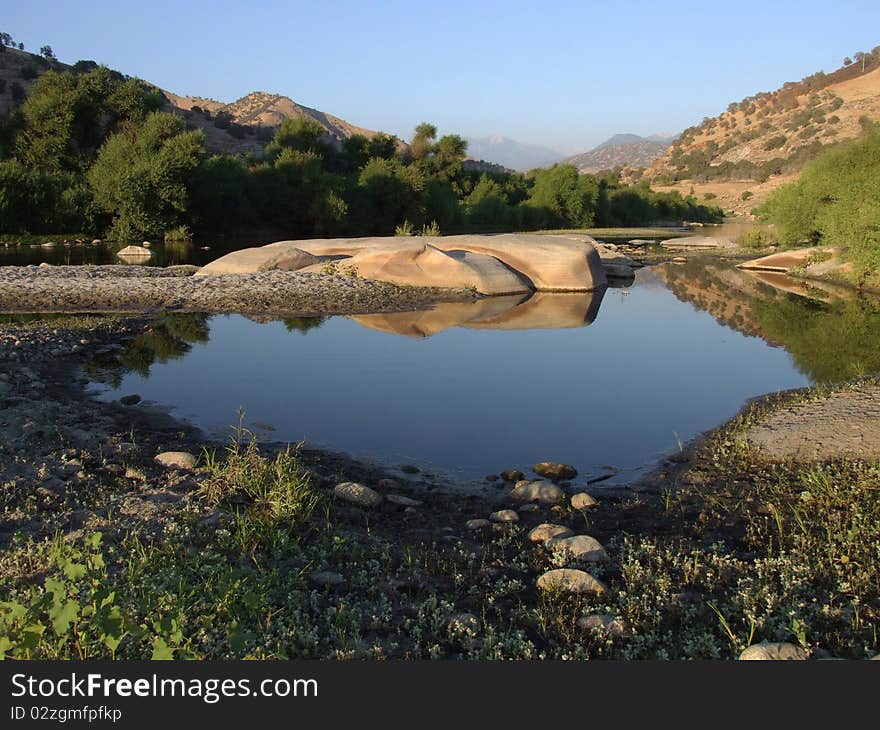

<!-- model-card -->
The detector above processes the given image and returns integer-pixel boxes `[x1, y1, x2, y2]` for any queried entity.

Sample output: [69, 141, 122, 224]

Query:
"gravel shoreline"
[0, 265, 474, 314]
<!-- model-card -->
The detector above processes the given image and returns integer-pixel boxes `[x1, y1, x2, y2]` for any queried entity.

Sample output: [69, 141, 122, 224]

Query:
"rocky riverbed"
[2, 311, 879, 660]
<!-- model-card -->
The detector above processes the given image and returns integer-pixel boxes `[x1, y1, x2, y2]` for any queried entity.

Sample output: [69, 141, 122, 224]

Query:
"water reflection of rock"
[740, 269, 855, 303]
[348, 289, 607, 338]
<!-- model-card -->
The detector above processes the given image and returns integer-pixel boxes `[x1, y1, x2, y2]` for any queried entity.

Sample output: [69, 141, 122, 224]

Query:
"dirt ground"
[745, 381, 880, 461]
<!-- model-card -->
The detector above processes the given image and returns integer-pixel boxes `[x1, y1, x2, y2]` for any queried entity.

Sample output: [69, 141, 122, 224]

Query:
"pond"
[83, 260, 880, 486]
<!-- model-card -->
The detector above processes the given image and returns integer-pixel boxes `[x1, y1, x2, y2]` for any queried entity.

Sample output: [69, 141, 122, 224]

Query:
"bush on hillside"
[761, 124, 880, 277]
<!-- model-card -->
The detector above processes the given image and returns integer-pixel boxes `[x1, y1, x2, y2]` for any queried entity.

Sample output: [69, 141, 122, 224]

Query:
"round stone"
[527, 523, 574, 543]
[571, 492, 599, 510]
[466, 519, 491, 530]
[577, 614, 626, 637]
[536, 569, 607, 596]
[490, 509, 519, 523]
[533, 462, 578, 481]
[333, 482, 383, 507]
[154, 451, 197, 470]
[546, 535, 608, 562]
[508, 481, 566, 504]
[738, 643, 808, 661]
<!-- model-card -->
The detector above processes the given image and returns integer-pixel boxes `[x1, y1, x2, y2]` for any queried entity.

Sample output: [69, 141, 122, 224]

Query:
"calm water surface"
[84, 261, 875, 484]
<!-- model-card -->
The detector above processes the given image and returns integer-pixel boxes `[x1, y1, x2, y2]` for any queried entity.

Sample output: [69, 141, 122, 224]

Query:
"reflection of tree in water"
[281, 316, 326, 334]
[662, 261, 880, 383]
[85, 313, 210, 387]
[752, 295, 880, 383]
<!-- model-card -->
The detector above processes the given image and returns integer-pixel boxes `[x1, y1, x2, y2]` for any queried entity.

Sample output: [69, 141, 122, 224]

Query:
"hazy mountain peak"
[464, 135, 566, 171]
[561, 133, 676, 173]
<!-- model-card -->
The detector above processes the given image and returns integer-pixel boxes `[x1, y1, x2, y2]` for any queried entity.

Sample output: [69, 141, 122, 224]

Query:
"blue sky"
[5, 1, 880, 150]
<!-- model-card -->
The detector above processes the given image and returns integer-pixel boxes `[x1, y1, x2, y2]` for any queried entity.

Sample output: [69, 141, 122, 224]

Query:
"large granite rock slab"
[299, 243, 532, 295]
[195, 234, 608, 294]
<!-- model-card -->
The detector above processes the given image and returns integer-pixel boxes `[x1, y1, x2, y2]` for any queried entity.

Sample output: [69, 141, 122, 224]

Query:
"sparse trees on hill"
[39, 45, 55, 60]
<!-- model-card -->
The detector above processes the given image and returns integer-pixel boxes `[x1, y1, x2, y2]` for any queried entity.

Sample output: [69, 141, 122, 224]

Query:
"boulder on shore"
[533, 462, 577, 481]
[196, 233, 608, 294]
[333, 482, 383, 507]
[117, 245, 154, 260]
[508, 480, 566, 504]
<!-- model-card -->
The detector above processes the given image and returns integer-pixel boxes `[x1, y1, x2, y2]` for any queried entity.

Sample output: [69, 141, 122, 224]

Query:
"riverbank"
[1, 312, 878, 660]
[0, 265, 474, 314]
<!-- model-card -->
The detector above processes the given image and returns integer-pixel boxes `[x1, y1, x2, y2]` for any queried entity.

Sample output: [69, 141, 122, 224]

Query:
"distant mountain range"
[463, 135, 567, 171]
[561, 134, 677, 173]
[463, 133, 678, 173]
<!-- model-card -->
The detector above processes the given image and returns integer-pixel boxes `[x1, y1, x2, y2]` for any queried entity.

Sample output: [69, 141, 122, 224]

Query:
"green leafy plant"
[0, 533, 129, 659]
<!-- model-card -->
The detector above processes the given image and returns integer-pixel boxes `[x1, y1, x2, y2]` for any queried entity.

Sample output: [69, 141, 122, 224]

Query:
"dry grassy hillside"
[646, 53, 880, 214]
[0, 46, 68, 117]
[564, 138, 671, 173]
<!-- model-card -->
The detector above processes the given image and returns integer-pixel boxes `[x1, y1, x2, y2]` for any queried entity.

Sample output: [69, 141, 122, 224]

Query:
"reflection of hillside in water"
[348, 289, 606, 338]
[659, 260, 880, 383]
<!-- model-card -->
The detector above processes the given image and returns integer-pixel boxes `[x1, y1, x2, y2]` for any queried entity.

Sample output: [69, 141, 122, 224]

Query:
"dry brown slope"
[564, 138, 671, 173]
[647, 59, 880, 186]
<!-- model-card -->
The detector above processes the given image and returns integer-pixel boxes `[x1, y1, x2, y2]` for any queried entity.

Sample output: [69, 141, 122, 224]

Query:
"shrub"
[164, 225, 192, 242]
[737, 228, 772, 249]
[394, 220, 415, 236]
[419, 220, 441, 236]
[761, 127, 880, 276]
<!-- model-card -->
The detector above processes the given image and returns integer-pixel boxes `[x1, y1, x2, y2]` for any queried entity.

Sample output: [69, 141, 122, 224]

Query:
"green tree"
[11, 67, 161, 174]
[366, 132, 398, 160]
[265, 117, 327, 159]
[525, 164, 599, 228]
[761, 125, 880, 277]
[464, 175, 512, 228]
[409, 122, 437, 162]
[354, 157, 423, 234]
[88, 112, 205, 240]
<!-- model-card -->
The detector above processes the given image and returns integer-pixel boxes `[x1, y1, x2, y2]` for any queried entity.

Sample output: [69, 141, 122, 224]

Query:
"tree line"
[0, 65, 722, 240]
